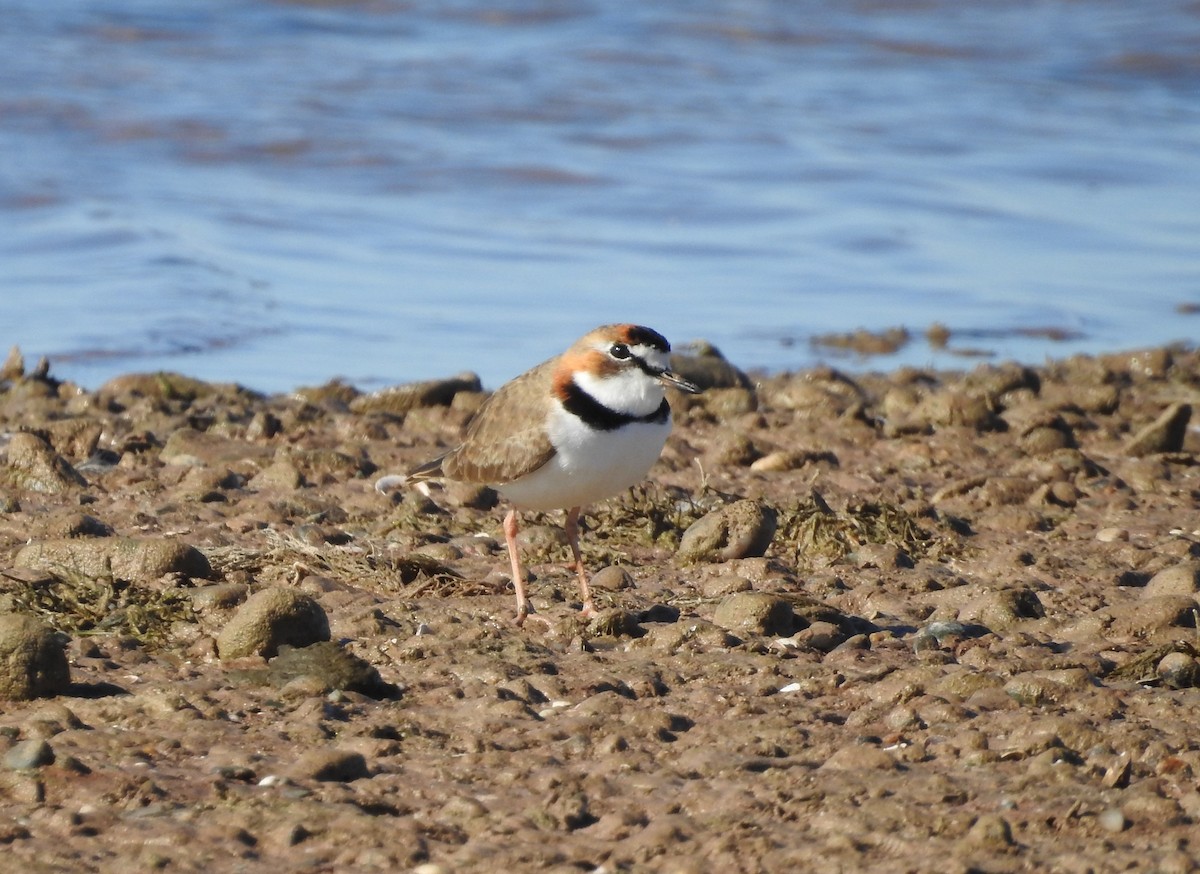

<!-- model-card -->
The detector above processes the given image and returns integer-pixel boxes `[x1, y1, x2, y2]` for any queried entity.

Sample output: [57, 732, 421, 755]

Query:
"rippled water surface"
[4, 0, 1199, 392]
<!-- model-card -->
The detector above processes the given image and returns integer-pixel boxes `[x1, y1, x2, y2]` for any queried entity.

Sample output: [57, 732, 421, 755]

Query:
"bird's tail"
[374, 454, 446, 494]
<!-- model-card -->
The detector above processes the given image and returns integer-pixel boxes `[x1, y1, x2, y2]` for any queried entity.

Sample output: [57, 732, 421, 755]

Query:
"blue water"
[4, 0, 1199, 393]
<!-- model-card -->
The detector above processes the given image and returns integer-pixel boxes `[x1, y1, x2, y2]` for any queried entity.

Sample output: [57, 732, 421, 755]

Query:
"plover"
[376, 324, 699, 625]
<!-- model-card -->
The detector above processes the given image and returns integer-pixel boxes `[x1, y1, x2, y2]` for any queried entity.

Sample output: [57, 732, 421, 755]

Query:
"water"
[4, 0, 1199, 394]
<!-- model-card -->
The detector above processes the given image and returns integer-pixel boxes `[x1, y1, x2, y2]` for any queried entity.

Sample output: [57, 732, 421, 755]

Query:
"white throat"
[572, 368, 665, 417]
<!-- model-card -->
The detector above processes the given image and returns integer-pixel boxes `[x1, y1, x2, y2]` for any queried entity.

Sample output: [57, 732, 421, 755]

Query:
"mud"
[1, 343, 1200, 872]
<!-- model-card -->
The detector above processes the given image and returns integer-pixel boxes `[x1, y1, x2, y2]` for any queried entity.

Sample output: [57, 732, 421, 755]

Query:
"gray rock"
[14, 537, 212, 582]
[1144, 561, 1200, 598]
[712, 592, 793, 636]
[677, 500, 777, 563]
[1157, 652, 1200, 689]
[0, 613, 71, 700]
[217, 587, 330, 660]
[3, 431, 87, 494]
[1124, 402, 1191, 456]
[4, 739, 55, 770]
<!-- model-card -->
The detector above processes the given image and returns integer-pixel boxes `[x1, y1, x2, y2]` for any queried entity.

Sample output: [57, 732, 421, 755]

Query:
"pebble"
[287, 749, 370, 783]
[1095, 527, 1129, 543]
[0, 613, 71, 700]
[216, 587, 330, 659]
[964, 813, 1014, 848]
[1157, 652, 1200, 689]
[1124, 402, 1191, 456]
[1144, 561, 1200, 598]
[676, 499, 778, 564]
[3, 739, 55, 770]
[3, 431, 87, 493]
[589, 565, 634, 591]
[1097, 807, 1127, 833]
[711, 592, 794, 636]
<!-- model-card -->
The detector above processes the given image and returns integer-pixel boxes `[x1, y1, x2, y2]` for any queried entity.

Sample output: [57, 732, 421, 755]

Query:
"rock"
[266, 642, 400, 699]
[586, 610, 646, 639]
[249, 459, 303, 490]
[0, 614, 71, 700]
[287, 749, 369, 783]
[216, 588, 330, 660]
[14, 537, 212, 582]
[964, 814, 1014, 849]
[1097, 807, 1127, 834]
[701, 574, 753, 598]
[3, 431, 87, 493]
[819, 743, 899, 772]
[1144, 561, 1200, 598]
[1124, 402, 1191, 456]
[0, 345, 23, 381]
[794, 621, 844, 652]
[712, 592, 793, 636]
[3, 739, 55, 770]
[958, 588, 1045, 631]
[668, 341, 752, 390]
[589, 566, 634, 592]
[677, 500, 777, 563]
[1158, 652, 1200, 689]
[97, 372, 229, 404]
[349, 373, 482, 415]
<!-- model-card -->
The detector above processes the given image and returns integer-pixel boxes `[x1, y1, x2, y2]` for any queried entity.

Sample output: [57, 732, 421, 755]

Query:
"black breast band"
[560, 381, 670, 431]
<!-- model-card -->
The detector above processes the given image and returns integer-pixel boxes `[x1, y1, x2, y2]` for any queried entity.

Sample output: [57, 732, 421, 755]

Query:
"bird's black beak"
[657, 369, 700, 394]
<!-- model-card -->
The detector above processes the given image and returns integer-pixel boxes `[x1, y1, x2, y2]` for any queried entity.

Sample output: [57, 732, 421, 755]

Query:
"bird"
[375, 324, 700, 625]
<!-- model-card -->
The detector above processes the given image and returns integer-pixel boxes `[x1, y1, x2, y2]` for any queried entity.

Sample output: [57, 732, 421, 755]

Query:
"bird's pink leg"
[503, 508, 532, 625]
[564, 506, 598, 618]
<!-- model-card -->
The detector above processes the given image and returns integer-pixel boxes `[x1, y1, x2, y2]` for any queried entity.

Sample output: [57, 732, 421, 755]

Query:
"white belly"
[495, 408, 672, 511]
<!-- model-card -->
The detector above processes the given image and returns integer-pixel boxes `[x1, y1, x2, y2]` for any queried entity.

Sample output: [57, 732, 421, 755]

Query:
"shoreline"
[1, 340, 1199, 870]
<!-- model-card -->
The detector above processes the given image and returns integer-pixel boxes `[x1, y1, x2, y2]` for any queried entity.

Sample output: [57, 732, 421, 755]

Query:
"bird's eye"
[609, 343, 631, 360]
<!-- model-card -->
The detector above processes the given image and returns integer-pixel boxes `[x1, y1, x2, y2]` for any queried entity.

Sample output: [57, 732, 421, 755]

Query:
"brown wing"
[422, 357, 558, 486]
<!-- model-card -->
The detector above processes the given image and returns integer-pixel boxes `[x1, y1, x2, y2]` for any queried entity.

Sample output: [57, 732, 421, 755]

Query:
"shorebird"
[376, 324, 699, 625]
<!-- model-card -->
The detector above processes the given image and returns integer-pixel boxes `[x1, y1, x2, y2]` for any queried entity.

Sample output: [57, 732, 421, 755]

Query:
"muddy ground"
[2, 341, 1200, 873]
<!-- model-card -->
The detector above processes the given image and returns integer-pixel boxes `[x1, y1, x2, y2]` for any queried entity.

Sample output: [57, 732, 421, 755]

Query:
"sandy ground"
[2, 341, 1200, 873]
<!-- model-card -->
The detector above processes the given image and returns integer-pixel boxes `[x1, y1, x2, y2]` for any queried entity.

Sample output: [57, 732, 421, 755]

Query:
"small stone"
[794, 621, 844, 653]
[1124, 402, 1191, 456]
[958, 588, 1045, 631]
[677, 500, 777, 564]
[266, 642, 400, 699]
[0, 614, 71, 700]
[701, 574, 753, 597]
[3, 739, 55, 770]
[964, 813, 1014, 848]
[586, 610, 645, 639]
[1144, 561, 1200, 598]
[1096, 527, 1129, 543]
[712, 592, 793, 636]
[589, 566, 634, 592]
[287, 749, 369, 783]
[1158, 652, 1200, 689]
[216, 588, 330, 660]
[3, 432, 87, 494]
[1097, 807, 1127, 834]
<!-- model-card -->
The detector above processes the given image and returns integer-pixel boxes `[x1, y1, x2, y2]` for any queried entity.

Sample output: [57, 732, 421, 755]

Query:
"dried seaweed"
[0, 569, 193, 645]
[775, 491, 957, 567]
